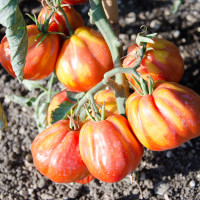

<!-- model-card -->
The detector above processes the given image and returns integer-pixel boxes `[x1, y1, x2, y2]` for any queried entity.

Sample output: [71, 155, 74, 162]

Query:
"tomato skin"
[79, 114, 143, 183]
[75, 174, 95, 184]
[38, 6, 84, 36]
[94, 89, 118, 116]
[31, 120, 89, 183]
[47, 90, 73, 125]
[126, 82, 200, 151]
[123, 38, 184, 88]
[62, 0, 88, 5]
[56, 26, 114, 92]
[0, 25, 60, 80]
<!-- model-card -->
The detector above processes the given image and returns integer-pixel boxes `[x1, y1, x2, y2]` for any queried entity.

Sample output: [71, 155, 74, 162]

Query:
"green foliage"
[0, 0, 28, 81]
[7, 95, 36, 107]
[51, 101, 74, 124]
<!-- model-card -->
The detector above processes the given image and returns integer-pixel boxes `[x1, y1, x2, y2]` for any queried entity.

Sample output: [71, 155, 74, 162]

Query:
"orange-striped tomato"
[79, 114, 143, 183]
[126, 82, 200, 151]
[56, 26, 114, 92]
[38, 6, 84, 36]
[31, 120, 90, 183]
[0, 25, 60, 80]
[123, 38, 184, 89]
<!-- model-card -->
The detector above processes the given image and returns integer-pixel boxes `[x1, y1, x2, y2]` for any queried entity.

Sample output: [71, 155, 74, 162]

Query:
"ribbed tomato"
[126, 82, 200, 151]
[56, 26, 114, 92]
[123, 38, 184, 88]
[0, 25, 60, 80]
[38, 6, 84, 36]
[79, 114, 143, 183]
[31, 120, 89, 183]
[62, 0, 88, 5]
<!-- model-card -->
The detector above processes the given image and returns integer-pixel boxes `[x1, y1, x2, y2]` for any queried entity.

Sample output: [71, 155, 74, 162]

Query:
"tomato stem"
[88, 0, 128, 115]
[59, 6, 74, 36]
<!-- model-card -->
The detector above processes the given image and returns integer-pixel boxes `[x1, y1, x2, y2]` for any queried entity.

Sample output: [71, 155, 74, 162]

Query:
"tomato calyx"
[129, 75, 155, 96]
[83, 100, 106, 122]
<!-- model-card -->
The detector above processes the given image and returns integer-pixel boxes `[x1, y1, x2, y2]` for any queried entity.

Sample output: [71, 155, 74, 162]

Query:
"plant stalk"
[59, 6, 74, 36]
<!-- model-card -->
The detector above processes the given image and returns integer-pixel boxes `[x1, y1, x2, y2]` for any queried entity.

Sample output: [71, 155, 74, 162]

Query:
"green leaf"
[0, 103, 8, 131]
[66, 91, 85, 102]
[51, 101, 74, 124]
[0, 0, 28, 81]
[7, 95, 36, 107]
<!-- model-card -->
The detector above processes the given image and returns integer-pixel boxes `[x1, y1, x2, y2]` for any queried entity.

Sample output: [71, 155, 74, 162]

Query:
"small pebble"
[172, 30, 180, 38]
[166, 151, 172, 158]
[150, 19, 161, 30]
[189, 180, 196, 188]
[154, 182, 170, 196]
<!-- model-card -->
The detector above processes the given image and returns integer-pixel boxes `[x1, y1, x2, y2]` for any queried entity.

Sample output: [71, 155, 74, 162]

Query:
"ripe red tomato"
[123, 38, 184, 89]
[126, 82, 200, 151]
[31, 120, 90, 183]
[0, 25, 60, 80]
[79, 114, 143, 183]
[38, 6, 84, 36]
[56, 26, 114, 92]
[75, 174, 95, 184]
[62, 0, 88, 5]
[47, 89, 73, 125]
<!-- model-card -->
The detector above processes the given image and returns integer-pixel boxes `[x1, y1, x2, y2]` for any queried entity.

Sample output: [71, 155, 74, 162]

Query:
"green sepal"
[148, 75, 155, 95]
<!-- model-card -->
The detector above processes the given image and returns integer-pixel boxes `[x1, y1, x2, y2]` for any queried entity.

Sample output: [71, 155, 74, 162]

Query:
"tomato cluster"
[0, 3, 113, 88]
[1, 0, 200, 186]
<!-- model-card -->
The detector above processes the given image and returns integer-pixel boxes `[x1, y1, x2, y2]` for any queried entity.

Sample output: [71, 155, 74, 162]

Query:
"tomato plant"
[55, 26, 114, 92]
[38, 5, 84, 36]
[123, 38, 184, 88]
[0, 25, 60, 80]
[126, 81, 200, 151]
[79, 114, 143, 183]
[31, 120, 90, 183]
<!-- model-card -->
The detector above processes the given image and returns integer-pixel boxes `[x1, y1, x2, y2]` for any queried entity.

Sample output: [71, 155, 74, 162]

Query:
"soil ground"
[0, 0, 200, 199]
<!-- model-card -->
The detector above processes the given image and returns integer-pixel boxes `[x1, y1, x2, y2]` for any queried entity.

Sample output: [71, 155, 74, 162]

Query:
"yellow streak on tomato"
[142, 60, 160, 74]
[126, 95, 151, 149]
[70, 34, 85, 47]
[138, 96, 173, 148]
[75, 27, 103, 46]
[151, 50, 168, 64]
[76, 63, 93, 83]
